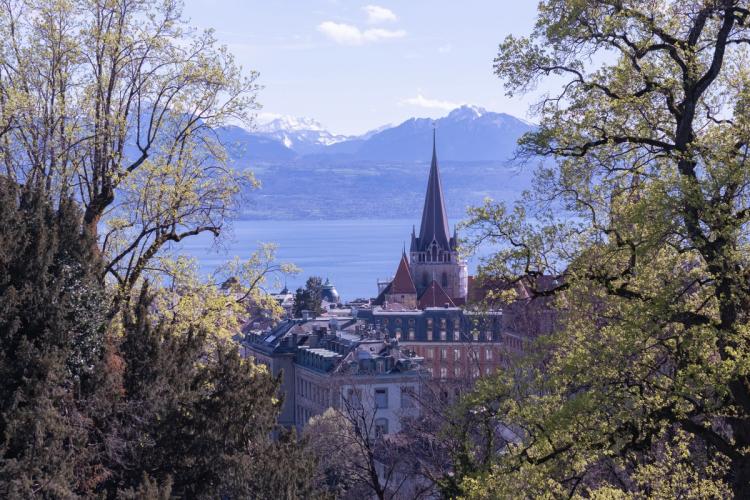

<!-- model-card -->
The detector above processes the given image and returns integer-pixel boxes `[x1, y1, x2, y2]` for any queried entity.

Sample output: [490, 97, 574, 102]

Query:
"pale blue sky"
[183, 1, 541, 135]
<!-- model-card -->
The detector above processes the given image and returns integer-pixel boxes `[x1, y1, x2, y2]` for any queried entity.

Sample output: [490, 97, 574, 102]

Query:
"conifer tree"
[0, 180, 106, 497]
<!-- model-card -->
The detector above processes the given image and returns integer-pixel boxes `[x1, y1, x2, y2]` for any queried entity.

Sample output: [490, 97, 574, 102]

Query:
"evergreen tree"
[0, 180, 107, 497]
[293, 276, 324, 317]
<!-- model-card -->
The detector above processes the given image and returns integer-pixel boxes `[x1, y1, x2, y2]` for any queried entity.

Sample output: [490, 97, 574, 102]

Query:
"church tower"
[409, 130, 468, 304]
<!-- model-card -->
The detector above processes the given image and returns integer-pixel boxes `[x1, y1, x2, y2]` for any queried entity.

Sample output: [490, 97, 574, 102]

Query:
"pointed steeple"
[418, 129, 451, 251]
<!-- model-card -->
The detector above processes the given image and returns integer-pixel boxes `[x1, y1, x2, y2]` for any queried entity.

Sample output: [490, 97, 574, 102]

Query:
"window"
[395, 328, 402, 340]
[375, 418, 389, 437]
[401, 387, 416, 408]
[454, 366, 461, 378]
[473, 368, 480, 379]
[440, 367, 448, 379]
[375, 388, 388, 409]
[472, 329, 479, 341]
[427, 367, 434, 377]
[440, 348, 447, 360]
[485, 330, 493, 341]
[427, 329, 433, 341]
[408, 328, 415, 340]
[453, 329, 460, 341]
[440, 330, 447, 341]
[426, 348, 434, 359]
[454, 348, 461, 361]
[485, 348, 493, 361]
[485, 367, 492, 375]
[347, 388, 362, 407]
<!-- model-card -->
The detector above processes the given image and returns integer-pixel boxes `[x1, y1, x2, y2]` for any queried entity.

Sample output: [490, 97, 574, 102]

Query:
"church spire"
[417, 128, 451, 251]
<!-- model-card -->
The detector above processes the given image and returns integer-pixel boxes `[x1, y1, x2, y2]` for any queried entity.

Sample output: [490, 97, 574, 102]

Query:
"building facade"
[243, 317, 425, 435]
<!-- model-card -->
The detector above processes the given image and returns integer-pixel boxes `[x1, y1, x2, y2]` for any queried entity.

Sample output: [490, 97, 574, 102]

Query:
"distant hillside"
[214, 106, 537, 220]
[219, 105, 534, 162]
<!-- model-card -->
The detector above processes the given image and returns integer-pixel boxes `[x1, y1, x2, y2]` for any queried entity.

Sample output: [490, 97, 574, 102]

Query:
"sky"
[183, 1, 542, 136]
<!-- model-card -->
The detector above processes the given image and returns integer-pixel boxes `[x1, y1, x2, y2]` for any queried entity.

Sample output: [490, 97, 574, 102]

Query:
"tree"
[102, 286, 319, 499]
[149, 243, 298, 345]
[0, 180, 318, 497]
[460, 1, 750, 497]
[293, 276, 324, 318]
[0, 180, 107, 497]
[0, 0, 259, 307]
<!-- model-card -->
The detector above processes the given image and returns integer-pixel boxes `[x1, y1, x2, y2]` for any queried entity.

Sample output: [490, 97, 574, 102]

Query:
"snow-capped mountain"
[217, 106, 535, 162]
[254, 115, 350, 155]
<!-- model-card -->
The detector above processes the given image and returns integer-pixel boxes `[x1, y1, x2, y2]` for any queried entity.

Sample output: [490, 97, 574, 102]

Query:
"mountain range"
[218, 105, 534, 163]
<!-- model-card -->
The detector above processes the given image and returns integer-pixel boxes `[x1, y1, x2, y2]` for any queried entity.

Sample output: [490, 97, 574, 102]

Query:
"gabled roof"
[417, 130, 452, 252]
[418, 280, 456, 309]
[390, 253, 417, 294]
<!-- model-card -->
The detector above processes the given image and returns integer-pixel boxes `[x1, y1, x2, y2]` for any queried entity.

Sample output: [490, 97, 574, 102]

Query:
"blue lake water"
[176, 218, 494, 301]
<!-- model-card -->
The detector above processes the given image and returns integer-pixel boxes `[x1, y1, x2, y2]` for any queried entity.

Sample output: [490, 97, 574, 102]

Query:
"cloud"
[400, 93, 463, 111]
[363, 5, 397, 24]
[317, 21, 405, 45]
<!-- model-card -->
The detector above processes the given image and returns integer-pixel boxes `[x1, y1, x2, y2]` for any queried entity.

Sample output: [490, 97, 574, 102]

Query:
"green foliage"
[293, 276, 325, 318]
[0, 181, 319, 497]
[458, 1, 750, 497]
[0, 180, 106, 497]
[0, 0, 261, 309]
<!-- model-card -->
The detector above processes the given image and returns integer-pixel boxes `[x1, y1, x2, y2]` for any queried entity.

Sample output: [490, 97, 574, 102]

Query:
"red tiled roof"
[418, 280, 455, 309]
[390, 254, 417, 294]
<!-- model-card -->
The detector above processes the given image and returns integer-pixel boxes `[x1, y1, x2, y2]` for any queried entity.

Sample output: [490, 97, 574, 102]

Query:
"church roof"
[417, 130, 452, 252]
[418, 280, 456, 309]
[390, 253, 417, 294]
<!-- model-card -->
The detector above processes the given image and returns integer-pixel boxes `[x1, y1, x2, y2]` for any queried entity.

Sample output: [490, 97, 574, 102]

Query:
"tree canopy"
[461, 1, 750, 497]
[0, 0, 259, 308]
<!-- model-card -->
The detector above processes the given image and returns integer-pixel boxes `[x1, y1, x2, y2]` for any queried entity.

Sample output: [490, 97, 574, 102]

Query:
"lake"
[176, 218, 494, 300]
